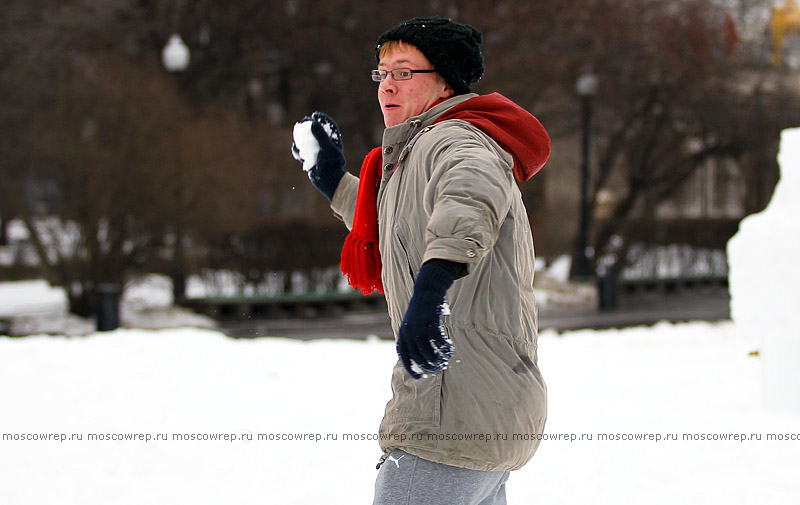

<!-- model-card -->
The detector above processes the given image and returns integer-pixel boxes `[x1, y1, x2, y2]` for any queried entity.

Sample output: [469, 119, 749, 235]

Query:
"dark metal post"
[597, 271, 618, 311]
[95, 283, 121, 331]
[172, 232, 187, 304]
[570, 70, 597, 281]
[571, 94, 593, 281]
[0, 203, 8, 246]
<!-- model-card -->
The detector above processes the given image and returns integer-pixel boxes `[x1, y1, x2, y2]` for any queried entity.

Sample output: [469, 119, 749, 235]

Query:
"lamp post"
[162, 34, 190, 303]
[570, 71, 598, 282]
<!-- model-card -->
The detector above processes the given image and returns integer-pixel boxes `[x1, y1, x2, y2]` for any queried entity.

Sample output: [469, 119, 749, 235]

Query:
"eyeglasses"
[370, 68, 437, 82]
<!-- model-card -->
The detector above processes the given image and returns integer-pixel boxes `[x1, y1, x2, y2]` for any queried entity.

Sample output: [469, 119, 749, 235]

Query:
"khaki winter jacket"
[331, 93, 548, 471]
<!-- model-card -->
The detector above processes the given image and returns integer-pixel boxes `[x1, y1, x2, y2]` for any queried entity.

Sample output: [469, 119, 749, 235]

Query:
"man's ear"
[441, 82, 455, 99]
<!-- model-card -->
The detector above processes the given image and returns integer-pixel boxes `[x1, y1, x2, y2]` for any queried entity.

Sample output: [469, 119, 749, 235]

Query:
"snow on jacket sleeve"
[330, 172, 359, 230]
[421, 121, 515, 269]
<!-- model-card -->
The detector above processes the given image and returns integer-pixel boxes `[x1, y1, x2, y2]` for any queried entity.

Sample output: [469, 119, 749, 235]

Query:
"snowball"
[292, 121, 319, 172]
[292, 118, 335, 172]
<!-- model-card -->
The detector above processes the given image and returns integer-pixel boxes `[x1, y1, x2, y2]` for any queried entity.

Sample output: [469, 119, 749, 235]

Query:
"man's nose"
[379, 78, 396, 94]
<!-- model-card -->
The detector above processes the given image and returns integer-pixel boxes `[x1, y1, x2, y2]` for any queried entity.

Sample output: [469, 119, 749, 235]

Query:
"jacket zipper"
[396, 232, 416, 283]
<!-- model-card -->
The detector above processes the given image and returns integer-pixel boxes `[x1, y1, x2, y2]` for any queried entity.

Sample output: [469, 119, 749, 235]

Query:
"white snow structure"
[728, 127, 800, 415]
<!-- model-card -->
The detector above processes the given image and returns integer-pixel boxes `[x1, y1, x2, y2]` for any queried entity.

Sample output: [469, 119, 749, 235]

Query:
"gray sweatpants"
[372, 450, 511, 505]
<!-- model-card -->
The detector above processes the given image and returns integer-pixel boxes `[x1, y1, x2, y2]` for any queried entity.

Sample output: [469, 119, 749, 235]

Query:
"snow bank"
[0, 280, 68, 318]
[728, 127, 800, 414]
[0, 275, 216, 337]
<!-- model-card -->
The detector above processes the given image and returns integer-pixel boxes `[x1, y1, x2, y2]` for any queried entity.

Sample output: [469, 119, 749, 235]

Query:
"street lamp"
[570, 71, 598, 282]
[162, 34, 190, 72]
[162, 34, 190, 303]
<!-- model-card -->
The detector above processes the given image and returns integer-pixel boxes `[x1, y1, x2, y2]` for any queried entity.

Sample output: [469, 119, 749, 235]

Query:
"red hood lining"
[433, 93, 550, 182]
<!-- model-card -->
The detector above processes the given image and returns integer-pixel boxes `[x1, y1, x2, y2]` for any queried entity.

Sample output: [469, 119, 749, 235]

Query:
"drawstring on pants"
[376, 449, 392, 470]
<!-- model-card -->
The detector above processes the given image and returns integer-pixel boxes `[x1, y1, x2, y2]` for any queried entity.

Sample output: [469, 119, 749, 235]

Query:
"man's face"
[378, 45, 453, 128]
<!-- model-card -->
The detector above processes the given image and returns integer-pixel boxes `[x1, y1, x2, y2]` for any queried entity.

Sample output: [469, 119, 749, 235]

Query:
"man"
[291, 17, 549, 505]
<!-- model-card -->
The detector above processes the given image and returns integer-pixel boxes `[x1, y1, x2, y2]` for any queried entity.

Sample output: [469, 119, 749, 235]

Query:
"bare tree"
[471, 0, 797, 270]
[2, 0, 797, 313]
[0, 1, 285, 312]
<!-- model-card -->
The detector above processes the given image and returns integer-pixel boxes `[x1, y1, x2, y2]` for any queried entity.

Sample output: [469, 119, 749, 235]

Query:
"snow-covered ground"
[1, 321, 798, 504]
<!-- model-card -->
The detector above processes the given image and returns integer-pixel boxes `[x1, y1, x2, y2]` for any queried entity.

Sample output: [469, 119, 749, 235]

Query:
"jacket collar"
[381, 93, 478, 153]
[378, 92, 551, 183]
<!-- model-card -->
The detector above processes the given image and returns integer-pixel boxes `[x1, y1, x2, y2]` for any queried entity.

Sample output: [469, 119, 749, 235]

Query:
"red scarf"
[340, 146, 385, 294]
[340, 93, 550, 295]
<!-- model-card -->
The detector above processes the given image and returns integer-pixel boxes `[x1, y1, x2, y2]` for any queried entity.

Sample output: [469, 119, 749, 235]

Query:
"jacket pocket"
[386, 362, 443, 432]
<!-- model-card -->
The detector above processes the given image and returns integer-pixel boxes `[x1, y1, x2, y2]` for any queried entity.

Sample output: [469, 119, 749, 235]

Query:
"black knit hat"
[375, 17, 484, 95]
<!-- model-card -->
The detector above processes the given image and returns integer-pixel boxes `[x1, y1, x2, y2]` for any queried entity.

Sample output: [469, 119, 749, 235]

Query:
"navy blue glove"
[291, 112, 345, 201]
[397, 264, 456, 380]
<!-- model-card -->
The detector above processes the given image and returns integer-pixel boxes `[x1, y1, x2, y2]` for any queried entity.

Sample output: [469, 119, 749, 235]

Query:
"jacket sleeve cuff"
[423, 237, 486, 271]
[330, 172, 359, 230]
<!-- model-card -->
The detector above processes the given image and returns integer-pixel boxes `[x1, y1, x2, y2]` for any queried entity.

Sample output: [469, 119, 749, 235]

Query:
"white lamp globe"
[162, 34, 190, 72]
[576, 72, 598, 97]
